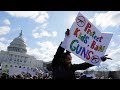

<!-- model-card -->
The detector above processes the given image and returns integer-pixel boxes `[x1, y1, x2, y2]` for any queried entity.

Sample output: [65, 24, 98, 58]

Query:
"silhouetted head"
[62, 51, 72, 65]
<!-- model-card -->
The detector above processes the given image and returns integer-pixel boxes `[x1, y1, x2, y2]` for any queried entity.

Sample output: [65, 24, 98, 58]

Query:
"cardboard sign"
[61, 12, 113, 66]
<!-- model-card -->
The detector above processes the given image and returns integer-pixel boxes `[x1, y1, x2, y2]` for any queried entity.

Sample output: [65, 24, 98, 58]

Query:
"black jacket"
[52, 42, 94, 79]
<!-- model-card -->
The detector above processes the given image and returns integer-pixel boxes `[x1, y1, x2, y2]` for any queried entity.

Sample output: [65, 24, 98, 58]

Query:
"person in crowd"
[52, 29, 112, 79]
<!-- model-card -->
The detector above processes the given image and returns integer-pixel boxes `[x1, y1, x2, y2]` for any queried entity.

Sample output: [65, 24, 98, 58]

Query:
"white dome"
[7, 30, 27, 53]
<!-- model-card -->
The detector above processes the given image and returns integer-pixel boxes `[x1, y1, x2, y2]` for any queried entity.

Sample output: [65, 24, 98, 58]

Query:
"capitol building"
[0, 30, 44, 76]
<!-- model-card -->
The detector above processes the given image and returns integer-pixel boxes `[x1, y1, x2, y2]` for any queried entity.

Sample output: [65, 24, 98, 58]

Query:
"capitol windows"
[33, 69, 36, 72]
[12, 48, 14, 51]
[16, 55, 18, 58]
[15, 66, 17, 67]
[5, 65, 8, 68]
[15, 55, 17, 58]
[18, 55, 20, 59]
[24, 60, 26, 63]
[25, 57, 27, 59]
[20, 60, 22, 62]
[9, 54, 11, 57]
[10, 58, 12, 61]
[11, 54, 13, 57]
[19, 66, 21, 68]
[17, 59, 19, 62]
[10, 65, 12, 67]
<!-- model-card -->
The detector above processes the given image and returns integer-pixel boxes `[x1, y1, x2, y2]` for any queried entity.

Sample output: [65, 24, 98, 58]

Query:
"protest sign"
[97, 33, 113, 56]
[61, 12, 113, 66]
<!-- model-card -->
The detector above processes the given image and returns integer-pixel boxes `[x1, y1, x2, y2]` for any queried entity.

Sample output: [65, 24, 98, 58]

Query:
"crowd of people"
[0, 68, 53, 79]
[76, 73, 112, 79]
[0, 66, 114, 79]
[0, 71, 113, 79]
[0, 71, 53, 79]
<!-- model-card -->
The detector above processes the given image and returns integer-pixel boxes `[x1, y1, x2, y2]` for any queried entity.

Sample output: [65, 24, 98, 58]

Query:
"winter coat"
[52, 42, 94, 79]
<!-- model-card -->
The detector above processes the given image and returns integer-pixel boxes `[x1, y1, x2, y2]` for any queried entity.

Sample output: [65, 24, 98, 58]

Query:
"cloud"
[92, 11, 120, 29]
[108, 61, 120, 71]
[32, 23, 48, 33]
[32, 31, 50, 38]
[27, 41, 84, 63]
[23, 37, 27, 43]
[0, 26, 10, 35]
[109, 47, 120, 59]
[0, 37, 6, 42]
[5, 11, 49, 23]
[89, 18, 94, 23]
[27, 41, 58, 62]
[0, 37, 12, 43]
[117, 35, 120, 38]
[0, 42, 8, 51]
[52, 31, 57, 37]
[32, 22, 57, 39]
[3, 19, 11, 25]
[0, 38, 12, 52]
[85, 45, 120, 71]
[110, 41, 118, 47]
[98, 47, 120, 71]
[32, 30, 57, 38]
[68, 15, 76, 28]
[34, 12, 49, 23]
[24, 11, 55, 39]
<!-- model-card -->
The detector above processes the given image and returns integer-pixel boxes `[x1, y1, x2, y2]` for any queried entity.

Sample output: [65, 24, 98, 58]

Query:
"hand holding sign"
[65, 29, 70, 36]
[101, 54, 112, 62]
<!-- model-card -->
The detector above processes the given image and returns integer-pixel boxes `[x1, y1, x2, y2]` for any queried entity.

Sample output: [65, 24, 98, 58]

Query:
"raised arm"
[72, 62, 94, 70]
[52, 42, 65, 62]
[52, 29, 70, 67]
[72, 54, 112, 71]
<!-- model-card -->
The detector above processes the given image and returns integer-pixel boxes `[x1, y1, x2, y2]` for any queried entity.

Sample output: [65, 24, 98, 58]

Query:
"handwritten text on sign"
[61, 12, 113, 66]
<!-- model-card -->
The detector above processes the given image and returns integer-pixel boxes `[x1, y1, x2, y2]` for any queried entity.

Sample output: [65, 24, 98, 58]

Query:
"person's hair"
[60, 50, 71, 63]
[62, 51, 71, 58]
